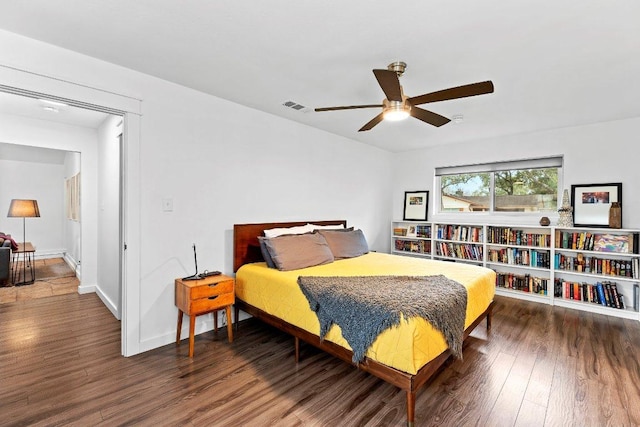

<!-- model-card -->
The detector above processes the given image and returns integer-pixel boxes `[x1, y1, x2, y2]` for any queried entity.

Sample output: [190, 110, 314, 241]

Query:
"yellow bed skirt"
[236, 252, 495, 374]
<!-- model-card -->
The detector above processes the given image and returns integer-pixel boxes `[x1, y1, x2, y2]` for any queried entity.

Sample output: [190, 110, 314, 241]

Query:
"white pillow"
[307, 223, 345, 231]
[263, 224, 315, 238]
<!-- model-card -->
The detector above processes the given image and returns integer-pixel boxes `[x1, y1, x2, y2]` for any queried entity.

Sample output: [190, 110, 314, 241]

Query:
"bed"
[233, 220, 495, 426]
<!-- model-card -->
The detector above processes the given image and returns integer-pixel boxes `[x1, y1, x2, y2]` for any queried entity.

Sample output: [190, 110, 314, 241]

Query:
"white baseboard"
[62, 253, 118, 320]
[76, 282, 120, 320]
[136, 310, 232, 355]
[62, 253, 81, 279]
[96, 285, 120, 320]
[34, 249, 66, 260]
[78, 283, 96, 294]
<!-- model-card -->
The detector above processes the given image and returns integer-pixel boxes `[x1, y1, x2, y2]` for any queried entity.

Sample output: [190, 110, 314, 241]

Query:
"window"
[436, 157, 561, 214]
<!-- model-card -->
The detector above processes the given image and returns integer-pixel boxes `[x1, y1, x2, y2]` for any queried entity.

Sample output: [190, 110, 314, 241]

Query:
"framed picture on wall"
[66, 173, 81, 222]
[571, 182, 621, 227]
[403, 191, 429, 221]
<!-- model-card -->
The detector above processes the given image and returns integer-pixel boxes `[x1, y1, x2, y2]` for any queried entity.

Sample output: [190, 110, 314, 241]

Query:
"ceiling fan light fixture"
[384, 109, 409, 121]
[315, 61, 493, 131]
[383, 101, 410, 121]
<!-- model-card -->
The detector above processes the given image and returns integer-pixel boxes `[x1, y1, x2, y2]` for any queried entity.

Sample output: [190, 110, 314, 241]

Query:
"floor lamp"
[7, 199, 40, 286]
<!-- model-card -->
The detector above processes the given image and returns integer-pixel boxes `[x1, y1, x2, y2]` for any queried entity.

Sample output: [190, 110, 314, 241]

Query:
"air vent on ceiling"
[282, 100, 310, 113]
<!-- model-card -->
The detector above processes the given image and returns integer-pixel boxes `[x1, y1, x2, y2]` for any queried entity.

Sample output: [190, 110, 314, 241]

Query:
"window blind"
[435, 156, 563, 176]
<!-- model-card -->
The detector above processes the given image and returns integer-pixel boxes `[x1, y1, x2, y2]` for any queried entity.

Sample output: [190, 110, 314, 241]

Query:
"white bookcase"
[391, 221, 432, 258]
[433, 222, 484, 266]
[552, 226, 639, 320]
[390, 221, 640, 321]
[486, 225, 553, 305]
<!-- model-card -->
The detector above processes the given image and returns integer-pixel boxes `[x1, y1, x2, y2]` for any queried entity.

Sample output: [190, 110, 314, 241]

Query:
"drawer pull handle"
[208, 283, 219, 287]
[208, 295, 219, 300]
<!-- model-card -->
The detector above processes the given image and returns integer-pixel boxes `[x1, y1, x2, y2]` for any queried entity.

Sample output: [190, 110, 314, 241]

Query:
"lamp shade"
[7, 199, 40, 218]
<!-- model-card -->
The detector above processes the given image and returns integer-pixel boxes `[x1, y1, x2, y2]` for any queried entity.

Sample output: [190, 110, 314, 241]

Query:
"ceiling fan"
[315, 61, 494, 132]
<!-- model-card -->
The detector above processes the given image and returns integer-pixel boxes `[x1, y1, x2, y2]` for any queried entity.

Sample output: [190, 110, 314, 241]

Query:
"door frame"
[0, 64, 142, 356]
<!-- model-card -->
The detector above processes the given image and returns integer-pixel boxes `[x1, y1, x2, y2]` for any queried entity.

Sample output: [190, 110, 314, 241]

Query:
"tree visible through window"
[437, 158, 561, 213]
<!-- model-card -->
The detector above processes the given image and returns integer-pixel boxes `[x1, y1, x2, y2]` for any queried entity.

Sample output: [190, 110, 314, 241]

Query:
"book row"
[552, 279, 639, 310]
[392, 225, 431, 238]
[487, 247, 551, 268]
[414, 225, 431, 238]
[435, 225, 483, 243]
[435, 242, 483, 260]
[495, 272, 548, 294]
[394, 239, 430, 254]
[555, 230, 638, 254]
[554, 253, 639, 279]
[487, 227, 551, 248]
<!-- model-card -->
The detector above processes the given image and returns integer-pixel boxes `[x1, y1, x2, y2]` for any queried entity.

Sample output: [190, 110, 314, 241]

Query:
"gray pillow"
[317, 229, 369, 259]
[257, 236, 276, 268]
[263, 233, 334, 271]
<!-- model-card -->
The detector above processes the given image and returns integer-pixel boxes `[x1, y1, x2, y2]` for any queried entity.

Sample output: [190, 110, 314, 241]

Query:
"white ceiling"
[1, 1, 639, 152]
[0, 91, 109, 129]
[0, 141, 69, 164]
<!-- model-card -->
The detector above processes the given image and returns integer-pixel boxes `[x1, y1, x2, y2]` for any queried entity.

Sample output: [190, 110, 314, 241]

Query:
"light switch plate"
[162, 198, 173, 212]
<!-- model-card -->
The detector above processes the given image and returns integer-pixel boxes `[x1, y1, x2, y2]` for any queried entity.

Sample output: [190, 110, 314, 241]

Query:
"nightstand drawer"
[190, 279, 234, 299]
[190, 291, 235, 314]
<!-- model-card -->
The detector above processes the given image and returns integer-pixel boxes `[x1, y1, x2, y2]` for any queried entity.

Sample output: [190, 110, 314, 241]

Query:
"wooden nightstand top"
[175, 273, 233, 288]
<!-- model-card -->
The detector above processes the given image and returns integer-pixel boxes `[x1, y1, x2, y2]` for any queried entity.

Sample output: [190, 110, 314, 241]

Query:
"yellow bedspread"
[235, 252, 495, 374]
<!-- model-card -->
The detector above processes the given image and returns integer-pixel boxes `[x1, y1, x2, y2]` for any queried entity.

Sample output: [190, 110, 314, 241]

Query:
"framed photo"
[406, 225, 417, 237]
[403, 190, 429, 221]
[571, 183, 622, 227]
[65, 172, 81, 222]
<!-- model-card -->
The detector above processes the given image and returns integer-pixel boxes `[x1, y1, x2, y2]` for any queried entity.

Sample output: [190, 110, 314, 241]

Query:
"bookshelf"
[433, 222, 484, 265]
[486, 225, 552, 304]
[390, 221, 640, 321]
[553, 227, 639, 320]
[391, 221, 432, 258]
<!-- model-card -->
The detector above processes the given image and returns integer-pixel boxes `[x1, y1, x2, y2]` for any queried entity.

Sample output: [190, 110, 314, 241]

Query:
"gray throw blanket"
[297, 275, 468, 364]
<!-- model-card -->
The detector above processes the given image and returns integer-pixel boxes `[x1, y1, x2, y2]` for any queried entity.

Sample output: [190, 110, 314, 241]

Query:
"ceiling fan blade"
[410, 106, 451, 127]
[408, 81, 494, 105]
[315, 104, 382, 112]
[373, 69, 403, 102]
[358, 112, 385, 132]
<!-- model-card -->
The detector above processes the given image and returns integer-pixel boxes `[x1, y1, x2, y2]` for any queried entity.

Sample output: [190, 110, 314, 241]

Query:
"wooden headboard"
[233, 220, 347, 272]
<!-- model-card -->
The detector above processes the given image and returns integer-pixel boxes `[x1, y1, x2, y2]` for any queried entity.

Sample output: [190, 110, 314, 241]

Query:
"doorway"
[0, 94, 122, 303]
[0, 86, 134, 354]
[0, 142, 83, 301]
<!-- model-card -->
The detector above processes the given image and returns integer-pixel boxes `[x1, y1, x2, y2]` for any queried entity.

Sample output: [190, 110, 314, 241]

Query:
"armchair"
[1, 239, 11, 286]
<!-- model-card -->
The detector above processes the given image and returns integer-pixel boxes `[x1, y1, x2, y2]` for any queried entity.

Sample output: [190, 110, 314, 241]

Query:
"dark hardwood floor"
[1, 293, 639, 426]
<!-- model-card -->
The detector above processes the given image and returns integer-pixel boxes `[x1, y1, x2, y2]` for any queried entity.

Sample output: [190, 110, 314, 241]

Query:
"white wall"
[0, 147, 65, 256]
[97, 115, 122, 318]
[393, 117, 640, 233]
[0, 29, 393, 355]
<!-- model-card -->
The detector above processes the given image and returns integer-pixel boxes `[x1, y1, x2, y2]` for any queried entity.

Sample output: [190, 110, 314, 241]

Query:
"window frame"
[434, 156, 563, 217]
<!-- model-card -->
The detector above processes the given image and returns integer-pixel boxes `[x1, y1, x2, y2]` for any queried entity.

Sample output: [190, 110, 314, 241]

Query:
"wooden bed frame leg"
[486, 304, 493, 331]
[406, 391, 415, 427]
[294, 336, 300, 363]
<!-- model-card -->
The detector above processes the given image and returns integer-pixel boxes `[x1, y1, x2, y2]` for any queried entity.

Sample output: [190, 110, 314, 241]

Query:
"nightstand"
[175, 274, 235, 357]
